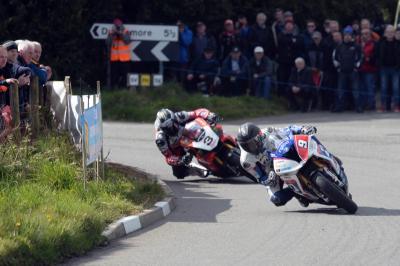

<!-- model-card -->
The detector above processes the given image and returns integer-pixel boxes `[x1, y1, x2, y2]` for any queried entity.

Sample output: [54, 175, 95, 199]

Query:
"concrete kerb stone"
[101, 162, 176, 242]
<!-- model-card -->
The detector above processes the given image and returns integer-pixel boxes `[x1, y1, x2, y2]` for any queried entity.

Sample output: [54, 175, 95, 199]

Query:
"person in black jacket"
[377, 25, 400, 112]
[190, 22, 217, 62]
[186, 47, 219, 95]
[333, 26, 362, 112]
[0, 46, 31, 107]
[276, 20, 305, 96]
[221, 46, 249, 96]
[249, 46, 273, 99]
[287, 57, 314, 112]
[248, 13, 275, 59]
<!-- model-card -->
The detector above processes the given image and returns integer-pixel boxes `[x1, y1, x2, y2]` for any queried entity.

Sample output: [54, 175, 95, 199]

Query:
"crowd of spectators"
[0, 40, 52, 136]
[175, 9, 400, 113]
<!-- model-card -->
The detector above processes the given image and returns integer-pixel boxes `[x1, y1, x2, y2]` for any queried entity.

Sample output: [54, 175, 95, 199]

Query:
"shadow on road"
[285, 206, 400, 216]
[174, 176, 257, 185]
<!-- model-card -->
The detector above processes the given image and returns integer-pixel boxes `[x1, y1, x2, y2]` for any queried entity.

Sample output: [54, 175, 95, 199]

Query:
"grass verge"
[102, 83, 287, 122]
[0, 132, 164, 265]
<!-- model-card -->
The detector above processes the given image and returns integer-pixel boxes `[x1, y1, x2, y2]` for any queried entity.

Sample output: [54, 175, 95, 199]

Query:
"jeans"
[380, 67, 400, 109]
[359, 72, 376, 110]
[336, 72, 360, 111]
[253, 76, 272, 99]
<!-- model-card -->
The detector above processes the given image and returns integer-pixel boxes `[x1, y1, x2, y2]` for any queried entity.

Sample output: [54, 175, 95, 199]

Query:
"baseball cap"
[231, 46, 241, 53]
[254, 46, 264, 53]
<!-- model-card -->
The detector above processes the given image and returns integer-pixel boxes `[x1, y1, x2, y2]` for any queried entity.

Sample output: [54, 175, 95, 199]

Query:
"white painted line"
[155, 201, 171, 216]
[120, 215, 141, 234]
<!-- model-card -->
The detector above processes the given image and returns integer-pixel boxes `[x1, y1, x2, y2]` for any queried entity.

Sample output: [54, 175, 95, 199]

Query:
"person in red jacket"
[359, 28, 378, 111]
[154, 108, 219, 179]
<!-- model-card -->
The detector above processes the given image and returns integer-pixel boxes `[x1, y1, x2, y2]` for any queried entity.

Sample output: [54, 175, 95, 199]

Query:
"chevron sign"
[91, 23, 179, 62]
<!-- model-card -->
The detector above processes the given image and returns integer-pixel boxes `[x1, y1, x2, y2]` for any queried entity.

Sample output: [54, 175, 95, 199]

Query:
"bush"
[102, 82, 287, 122]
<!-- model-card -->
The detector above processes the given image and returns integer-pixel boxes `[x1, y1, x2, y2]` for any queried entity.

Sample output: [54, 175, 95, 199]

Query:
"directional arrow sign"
[90, 23, 178, 42]
[130, 41, 179, 62]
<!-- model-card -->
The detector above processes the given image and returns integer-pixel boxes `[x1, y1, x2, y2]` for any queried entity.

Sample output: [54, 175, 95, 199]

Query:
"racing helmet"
[156, 108, 179, 136]
[237, 122, 263, 155]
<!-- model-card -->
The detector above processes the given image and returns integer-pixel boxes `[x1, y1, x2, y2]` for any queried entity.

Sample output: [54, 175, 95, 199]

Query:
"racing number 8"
[204, 136, 213, 145]
[298, 140, 308, 149]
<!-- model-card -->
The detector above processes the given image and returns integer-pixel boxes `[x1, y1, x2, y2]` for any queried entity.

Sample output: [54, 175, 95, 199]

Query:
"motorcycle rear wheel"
[314, 173, 358, 214]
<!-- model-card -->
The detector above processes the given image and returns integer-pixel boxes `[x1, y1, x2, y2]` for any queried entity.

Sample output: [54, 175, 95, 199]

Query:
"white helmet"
[156, 109, 179, 136]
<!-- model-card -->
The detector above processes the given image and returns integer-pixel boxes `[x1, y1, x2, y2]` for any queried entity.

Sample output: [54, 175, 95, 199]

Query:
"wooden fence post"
[30, 76, 40, 136]
[9, 82, 20, 140]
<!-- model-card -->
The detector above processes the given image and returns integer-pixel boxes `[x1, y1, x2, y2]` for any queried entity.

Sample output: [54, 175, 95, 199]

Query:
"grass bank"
[0, 133, 164, 265]
[102, 83, 287, 122]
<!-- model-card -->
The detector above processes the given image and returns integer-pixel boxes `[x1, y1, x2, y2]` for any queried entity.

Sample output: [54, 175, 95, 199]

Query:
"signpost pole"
[97, 81, 105, 180]
[80, 96, 87, 190]
[395, 0, 400, 27]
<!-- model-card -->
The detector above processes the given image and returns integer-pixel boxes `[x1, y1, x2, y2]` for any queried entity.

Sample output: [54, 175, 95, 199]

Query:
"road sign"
[153, 74, 163, 87]
[90, 23, 178, 41]
[127, 73, 139, 86]
[130, 41, 179, 62]
[140, 74, 151, 87]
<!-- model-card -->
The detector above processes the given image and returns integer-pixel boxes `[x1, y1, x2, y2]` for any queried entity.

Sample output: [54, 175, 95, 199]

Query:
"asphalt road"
[68, 112, 400, 266]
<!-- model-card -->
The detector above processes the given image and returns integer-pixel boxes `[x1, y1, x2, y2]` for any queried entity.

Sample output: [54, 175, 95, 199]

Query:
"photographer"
[106, 18, 131, 89]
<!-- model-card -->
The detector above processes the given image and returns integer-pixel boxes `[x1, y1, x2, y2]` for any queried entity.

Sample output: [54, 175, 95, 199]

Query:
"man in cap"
[249, 46, 273, 99]
[221, 46, 249, 96]
[2, 41, 18, 64]
[218, 19, 240, 61]
[191, 21, 217, 62]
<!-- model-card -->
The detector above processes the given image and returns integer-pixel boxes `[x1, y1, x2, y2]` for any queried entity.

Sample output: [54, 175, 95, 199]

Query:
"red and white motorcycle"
[271, 132, 358, 214]
[180, 117, 258, 183]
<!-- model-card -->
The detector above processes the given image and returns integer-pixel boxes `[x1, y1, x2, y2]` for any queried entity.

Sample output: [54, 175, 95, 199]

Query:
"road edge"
[102, 162, 176, 242]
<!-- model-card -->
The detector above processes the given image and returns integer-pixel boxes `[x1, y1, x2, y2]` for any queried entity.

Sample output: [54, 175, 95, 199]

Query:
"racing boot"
[295, 195, 310, 208]
[188, 166, 210, 178]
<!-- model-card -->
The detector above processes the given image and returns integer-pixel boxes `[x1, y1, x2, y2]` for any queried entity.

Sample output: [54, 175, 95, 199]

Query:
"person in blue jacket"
[221, 46, 249, 96]
[176, 20, 193, 82]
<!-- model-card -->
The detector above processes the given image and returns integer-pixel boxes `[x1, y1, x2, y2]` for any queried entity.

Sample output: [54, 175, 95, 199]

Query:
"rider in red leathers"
[154, 108, 219, 179]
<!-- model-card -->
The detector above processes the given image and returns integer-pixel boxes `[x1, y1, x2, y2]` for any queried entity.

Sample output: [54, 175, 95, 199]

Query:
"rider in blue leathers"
[237, 123, 318, 207]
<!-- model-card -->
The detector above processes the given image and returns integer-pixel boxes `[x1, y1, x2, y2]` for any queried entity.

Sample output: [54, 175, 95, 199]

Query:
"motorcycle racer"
[155, 108, 220, 179]
[237, 122, 318, 207]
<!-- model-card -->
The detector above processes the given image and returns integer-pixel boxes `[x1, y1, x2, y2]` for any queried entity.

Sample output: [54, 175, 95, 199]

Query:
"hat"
[343, 25, 353, 35]
[284, 11, 293, 17]
[312, 31, 322, 39]
[113, 18, 123, 26]
[2, 40, 18, 51]
[224, 19, 233, 25]
[196, 21, 205, 27]
[204, 46, 215, 52]
[254, 46, 264, 53]
[231, 46, 241, 53]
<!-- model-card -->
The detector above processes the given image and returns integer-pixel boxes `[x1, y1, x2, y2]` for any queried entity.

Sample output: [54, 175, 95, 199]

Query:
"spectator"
[249, 46, 273, 99]
[0, 45, 31, 108]
[359, 28, 378, 111]
[237, 15, 252, 58]
[191, 21, 217, 61]
[176, 20, 193, 82]
[322, 19, 331, 38]
[186, 47, 219, 95]
[283, 11, 300, 35]
[276, 20, 305, 96]
[30, 41, 51, 86]
[360, 19, 380, 42]
[395, 27, 400, 41]
[306, 31, 324, 108]
[303, 19, 317, 50]
[106, 18, 131, 89]
[221, 46, 249, 96]
[249, 12, 275, 58]
[2, 41, 18, 64]
[288, 57, 315, 112]
[320, 23, 341, 111]
[17, 40, 35, 112]
[377, 25, 400, 112]
[218, 19, 240, 61]
[333, 26, 362, 113]
[352, 20, 361, 41]
[271, 8, 285, 47]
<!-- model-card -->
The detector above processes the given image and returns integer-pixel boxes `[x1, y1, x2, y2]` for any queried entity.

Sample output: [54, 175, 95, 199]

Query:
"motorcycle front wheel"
[314, 173, 358, 214]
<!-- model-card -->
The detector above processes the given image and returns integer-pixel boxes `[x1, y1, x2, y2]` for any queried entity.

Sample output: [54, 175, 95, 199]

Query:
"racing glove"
[301, 125, 317, 135]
